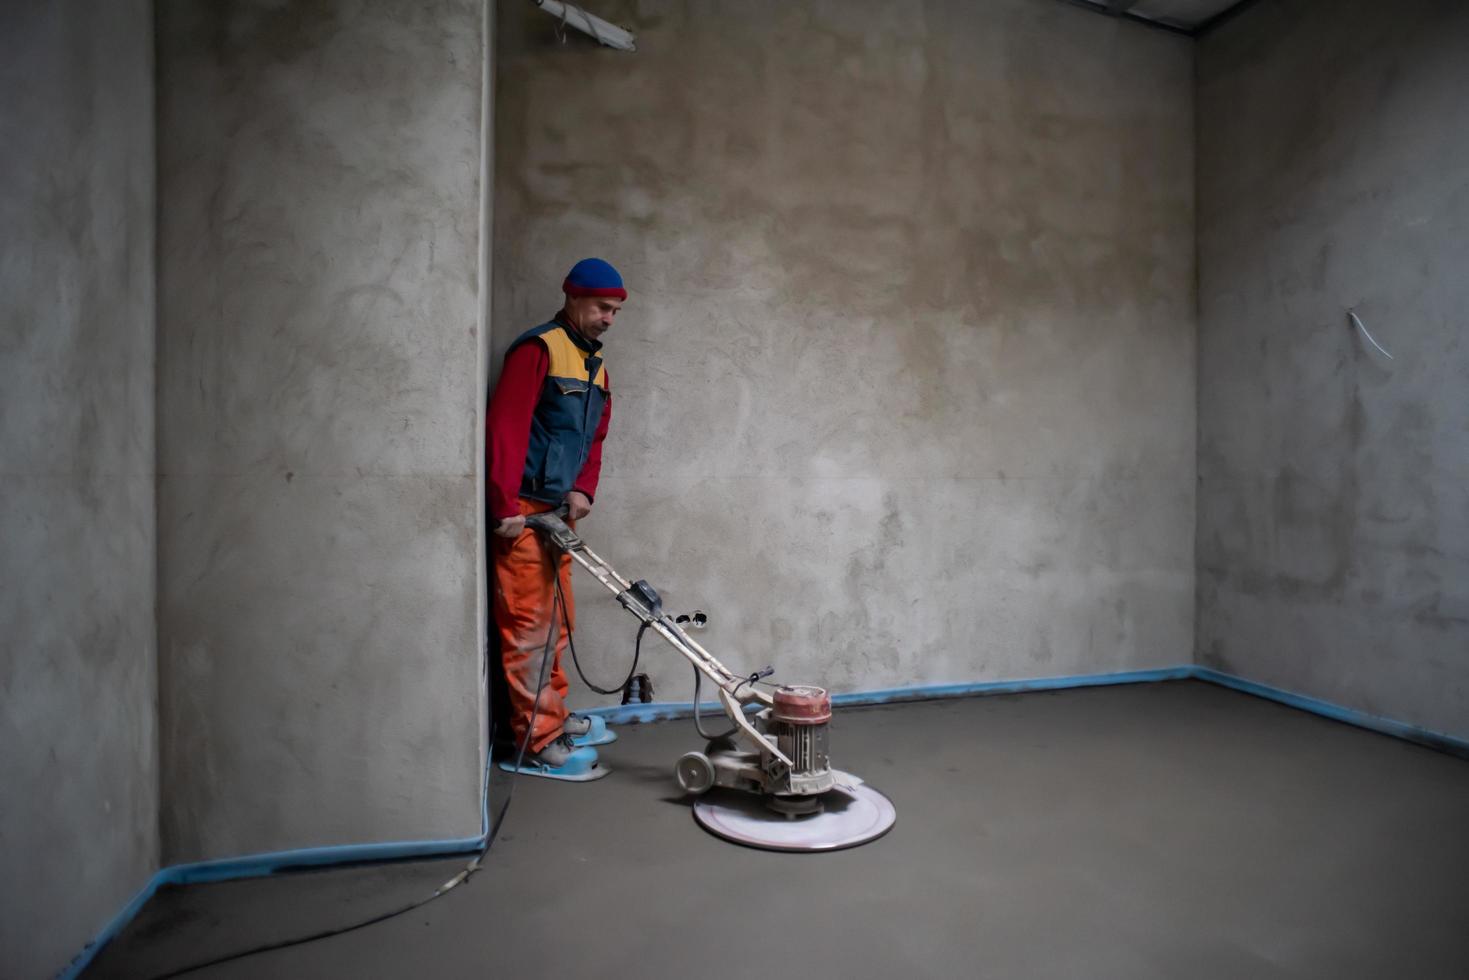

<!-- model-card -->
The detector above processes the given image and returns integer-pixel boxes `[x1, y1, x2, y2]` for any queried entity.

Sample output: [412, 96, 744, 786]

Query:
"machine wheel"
[675, 751, 716, 795]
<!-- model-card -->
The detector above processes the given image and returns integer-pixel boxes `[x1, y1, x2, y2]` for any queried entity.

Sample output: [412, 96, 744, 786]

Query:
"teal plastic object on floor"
[570, 714, 617, 747]
[498, 744, 610, 782]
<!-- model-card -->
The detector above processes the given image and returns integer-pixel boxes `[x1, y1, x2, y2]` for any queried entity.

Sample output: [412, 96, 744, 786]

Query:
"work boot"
[562, 715, 592, 738]
[527, 733, 579, 768]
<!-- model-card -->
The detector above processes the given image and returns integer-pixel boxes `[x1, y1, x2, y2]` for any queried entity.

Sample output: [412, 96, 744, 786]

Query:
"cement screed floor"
[86, 681, 1469, 979]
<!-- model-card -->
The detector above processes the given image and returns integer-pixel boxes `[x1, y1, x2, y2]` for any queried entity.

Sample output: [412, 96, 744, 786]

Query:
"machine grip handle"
[524, 504, 571, 532]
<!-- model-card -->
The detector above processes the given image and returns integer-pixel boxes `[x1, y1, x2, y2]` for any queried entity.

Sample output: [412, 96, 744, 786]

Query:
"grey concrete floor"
[85, 681, 1469, 979]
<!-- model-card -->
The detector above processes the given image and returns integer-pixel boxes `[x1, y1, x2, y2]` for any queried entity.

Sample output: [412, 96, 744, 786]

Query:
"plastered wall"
[0, 3, 158, 976]
[10, 0, 1466, 972]
[493, 0, 1198, 708]
[1197, 0, 1469, 739]
[154, 0, 487, 862]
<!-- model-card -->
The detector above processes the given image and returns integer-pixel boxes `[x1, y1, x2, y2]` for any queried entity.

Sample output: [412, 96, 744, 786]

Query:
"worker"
[486, 257, 624, 779]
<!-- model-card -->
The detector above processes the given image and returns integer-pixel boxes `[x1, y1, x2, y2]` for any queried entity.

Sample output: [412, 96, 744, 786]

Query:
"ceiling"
[1067, 0, 1256, 36]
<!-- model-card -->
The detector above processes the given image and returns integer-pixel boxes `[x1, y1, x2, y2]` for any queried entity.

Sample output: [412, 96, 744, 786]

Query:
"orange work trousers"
[493, 498, 575, 753]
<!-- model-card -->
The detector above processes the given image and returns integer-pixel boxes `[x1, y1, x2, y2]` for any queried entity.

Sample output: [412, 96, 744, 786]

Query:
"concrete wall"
[494, 0, 1197, 706]
[155, 0, 487, 862]
[0, 3, 158, 976]
[1197, 0, 1469, 740]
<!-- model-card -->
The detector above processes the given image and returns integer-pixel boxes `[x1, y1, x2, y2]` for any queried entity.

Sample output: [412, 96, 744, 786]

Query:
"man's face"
[564, 295, 623, 342]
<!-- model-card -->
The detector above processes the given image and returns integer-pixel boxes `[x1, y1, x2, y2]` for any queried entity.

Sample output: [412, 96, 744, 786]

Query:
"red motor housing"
[771, 685, 832, 725]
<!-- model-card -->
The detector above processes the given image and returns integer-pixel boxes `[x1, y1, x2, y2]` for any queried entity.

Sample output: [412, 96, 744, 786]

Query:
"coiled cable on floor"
[143, 553, 564, 980]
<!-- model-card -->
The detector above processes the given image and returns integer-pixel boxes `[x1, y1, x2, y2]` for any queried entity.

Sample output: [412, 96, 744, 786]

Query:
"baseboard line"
[1190, 667, 1469, 760]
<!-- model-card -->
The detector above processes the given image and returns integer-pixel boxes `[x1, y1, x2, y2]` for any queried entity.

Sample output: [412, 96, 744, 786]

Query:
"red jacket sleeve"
[486, 341, 549, 522]
[573, 370, 611, 502]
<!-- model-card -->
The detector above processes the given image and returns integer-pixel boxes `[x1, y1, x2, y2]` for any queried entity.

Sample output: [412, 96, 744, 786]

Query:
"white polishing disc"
[692, 783, 896, 852]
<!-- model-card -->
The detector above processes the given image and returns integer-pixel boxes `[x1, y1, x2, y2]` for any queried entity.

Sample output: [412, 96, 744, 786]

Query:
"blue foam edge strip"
[1192, 667, 1469, 759]
[58, 835, 488, 979]
[60, 748, 494, 978]
[60, 663, 1469, 977]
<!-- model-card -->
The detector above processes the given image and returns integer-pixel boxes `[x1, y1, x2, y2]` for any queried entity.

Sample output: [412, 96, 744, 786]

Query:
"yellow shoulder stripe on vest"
[542, 327, 607, 388]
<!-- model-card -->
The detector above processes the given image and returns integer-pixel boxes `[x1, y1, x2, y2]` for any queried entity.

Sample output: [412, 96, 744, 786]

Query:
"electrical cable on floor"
[143, 550, 564, 980]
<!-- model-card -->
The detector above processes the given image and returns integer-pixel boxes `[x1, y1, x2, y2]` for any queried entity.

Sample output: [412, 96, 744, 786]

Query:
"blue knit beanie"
[562, 257, 627, 300]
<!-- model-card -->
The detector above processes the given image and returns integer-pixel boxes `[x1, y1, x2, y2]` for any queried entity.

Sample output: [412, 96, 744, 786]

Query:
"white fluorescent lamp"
[533, 0, 637, 51]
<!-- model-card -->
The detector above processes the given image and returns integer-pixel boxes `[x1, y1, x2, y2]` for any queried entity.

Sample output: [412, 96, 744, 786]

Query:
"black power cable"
[553, 569, 769, 742]
[143, 544, 565, 980]
[692, 664, 738, 740]
[556, 570, 648, 697]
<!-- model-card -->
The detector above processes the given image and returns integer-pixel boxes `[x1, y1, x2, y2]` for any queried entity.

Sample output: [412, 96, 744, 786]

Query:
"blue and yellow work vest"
[509, 320, 608, 504]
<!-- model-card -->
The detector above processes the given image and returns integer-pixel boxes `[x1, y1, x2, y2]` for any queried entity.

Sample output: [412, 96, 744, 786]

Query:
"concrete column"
[0, 3, 158, 976]
[155, 0, 487, 862]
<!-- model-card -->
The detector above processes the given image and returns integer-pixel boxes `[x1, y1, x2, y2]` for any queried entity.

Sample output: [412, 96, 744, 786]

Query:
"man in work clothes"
[487, 257, 623, 771]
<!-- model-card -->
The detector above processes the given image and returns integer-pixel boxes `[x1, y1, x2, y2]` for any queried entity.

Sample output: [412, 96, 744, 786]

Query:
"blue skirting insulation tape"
[1191, 667, 1469, 759]
[60, 734, 494, 978]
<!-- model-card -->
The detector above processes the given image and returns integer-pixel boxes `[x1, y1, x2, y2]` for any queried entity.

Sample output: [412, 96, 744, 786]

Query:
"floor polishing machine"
[525, 509, 896, 851]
